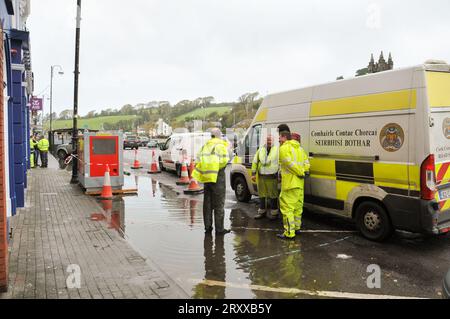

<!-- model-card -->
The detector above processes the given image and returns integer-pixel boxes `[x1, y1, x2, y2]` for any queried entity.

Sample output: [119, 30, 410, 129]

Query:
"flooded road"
[89, 149, 450, 299]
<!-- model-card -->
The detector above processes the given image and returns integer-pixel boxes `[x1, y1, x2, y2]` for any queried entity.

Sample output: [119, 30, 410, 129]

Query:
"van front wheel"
[234, 176, 251, 203]
[356, 201, 393, 242]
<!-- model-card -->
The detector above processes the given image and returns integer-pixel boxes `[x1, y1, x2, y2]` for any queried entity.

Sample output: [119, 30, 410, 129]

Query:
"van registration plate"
[438, 186, 450, 201]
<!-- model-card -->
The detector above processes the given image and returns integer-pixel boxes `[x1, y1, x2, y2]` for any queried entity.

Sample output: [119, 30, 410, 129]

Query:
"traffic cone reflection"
[151, 178, 157, 197]
[99, 165, 114, 199]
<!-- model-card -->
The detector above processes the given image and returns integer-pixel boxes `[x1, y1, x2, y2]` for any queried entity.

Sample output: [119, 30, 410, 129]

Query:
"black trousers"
[40, 151, 48, 168]
[203, 169, 226, 232]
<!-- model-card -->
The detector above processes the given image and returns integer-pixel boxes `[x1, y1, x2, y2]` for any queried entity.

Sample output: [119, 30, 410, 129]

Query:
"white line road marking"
[233, 226, 357, 234]
[189, 279, 427, 299]
[318, 236, 353, 247]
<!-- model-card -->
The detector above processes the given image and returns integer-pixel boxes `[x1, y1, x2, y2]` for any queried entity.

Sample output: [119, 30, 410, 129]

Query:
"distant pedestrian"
[192, 128, 231, 235]
[33, 134, 40, 167]
[37, 134, 50, 168]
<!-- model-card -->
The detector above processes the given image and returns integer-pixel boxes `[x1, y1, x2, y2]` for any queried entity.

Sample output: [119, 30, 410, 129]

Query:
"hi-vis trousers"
[279, 187, 303, 238]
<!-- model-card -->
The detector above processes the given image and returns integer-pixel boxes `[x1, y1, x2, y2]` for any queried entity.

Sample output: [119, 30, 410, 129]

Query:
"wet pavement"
[90, 148, 450, 299]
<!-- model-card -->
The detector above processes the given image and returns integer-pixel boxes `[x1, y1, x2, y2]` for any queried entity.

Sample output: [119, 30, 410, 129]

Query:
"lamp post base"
[70, 176, 78, 184]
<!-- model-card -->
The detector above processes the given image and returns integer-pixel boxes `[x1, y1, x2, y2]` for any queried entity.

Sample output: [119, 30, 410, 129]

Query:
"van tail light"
[420, 154, 436, 200]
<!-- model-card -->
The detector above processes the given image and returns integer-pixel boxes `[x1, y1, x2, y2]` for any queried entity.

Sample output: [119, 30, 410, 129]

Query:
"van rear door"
[427, 71, 450, 212]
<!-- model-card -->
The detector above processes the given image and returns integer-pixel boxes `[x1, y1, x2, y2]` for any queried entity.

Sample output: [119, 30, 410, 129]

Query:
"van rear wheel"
[234, 176, 251, 203]
[356, 201, 393, 242]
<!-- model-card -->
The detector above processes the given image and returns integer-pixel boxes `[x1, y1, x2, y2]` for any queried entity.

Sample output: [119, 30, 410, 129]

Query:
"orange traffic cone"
[148, 149, 161, 174]
[131, 149, 142, 169]
[184, 160, 203, 194]
[176, 161, 190, 185]
[99, 165, 114, 199]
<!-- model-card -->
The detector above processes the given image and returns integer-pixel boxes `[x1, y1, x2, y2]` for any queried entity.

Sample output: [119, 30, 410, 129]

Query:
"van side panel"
[427, 71, 450, 214]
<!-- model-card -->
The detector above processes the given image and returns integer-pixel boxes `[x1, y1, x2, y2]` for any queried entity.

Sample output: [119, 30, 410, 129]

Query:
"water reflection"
[93, 198, 126, 238]
[193, 234, 226, 299]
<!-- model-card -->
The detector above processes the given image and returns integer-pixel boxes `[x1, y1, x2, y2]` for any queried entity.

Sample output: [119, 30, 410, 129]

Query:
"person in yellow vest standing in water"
[277, 124, 309, 240]
[192, 128, 231, 235]
[37, 134, 50, 168]
[251, 134, 279, 220]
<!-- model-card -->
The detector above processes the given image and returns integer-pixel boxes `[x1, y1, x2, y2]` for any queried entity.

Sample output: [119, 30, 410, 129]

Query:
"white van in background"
[159, 132, 212, 176]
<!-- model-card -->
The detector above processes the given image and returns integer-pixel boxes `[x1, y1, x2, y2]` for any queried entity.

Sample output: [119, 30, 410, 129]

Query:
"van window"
[250, 125, 262, 151]
[245, 125, 262, 163]
[162, 138, 171, 150]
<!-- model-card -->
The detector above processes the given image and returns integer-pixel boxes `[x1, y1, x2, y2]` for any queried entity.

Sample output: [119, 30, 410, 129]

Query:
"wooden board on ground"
[85, 189, 138, 196]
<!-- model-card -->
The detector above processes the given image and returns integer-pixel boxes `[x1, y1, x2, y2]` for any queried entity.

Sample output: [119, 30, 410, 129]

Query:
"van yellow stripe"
[426, 71, 450, 108]
[309, 158, 336, 180]
[373, 163, 409, 191]
[310, 89, 416, 117]
[408, 165, 421, 191]
[254, 108, 268, 122]
[336, 181, 359, 201]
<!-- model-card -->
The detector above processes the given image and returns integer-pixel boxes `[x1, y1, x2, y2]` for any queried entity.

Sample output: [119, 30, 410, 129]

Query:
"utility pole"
[70, 0, 82, 184]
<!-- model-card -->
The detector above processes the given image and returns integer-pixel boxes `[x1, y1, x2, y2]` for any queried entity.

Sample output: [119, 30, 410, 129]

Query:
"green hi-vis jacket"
[279, 140, 310, 191]
[37, 138, 50, 152]
[251, 145, 279, 176]
[192, 138, 230, 184]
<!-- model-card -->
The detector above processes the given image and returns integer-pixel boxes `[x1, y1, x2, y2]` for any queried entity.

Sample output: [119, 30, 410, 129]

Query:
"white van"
[231, 61, 450, 241]
[159, 132, 211, 176]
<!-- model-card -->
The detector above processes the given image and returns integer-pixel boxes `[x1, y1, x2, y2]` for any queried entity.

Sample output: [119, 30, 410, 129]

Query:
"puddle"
[88, 170, 441, 299]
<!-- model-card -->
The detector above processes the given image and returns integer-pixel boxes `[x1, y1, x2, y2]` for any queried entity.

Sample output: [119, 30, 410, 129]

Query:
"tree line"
[44, 93, 263, 131]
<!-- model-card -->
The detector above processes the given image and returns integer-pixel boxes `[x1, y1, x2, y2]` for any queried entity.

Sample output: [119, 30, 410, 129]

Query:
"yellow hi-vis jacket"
[30, 138, 37, 150]
[279, 140, 310, 191]
[192, 138, 230, 184]
[251, 145, 279, 176]
[37, 138, 49, 152]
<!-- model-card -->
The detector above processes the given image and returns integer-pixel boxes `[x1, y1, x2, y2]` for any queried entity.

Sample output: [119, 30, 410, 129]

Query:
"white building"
[156, 118, 172, 137]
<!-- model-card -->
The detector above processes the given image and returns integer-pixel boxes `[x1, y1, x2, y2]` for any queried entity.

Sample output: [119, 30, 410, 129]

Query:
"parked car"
[123, 135, 140, 149]
[444, 268, 450, 299]
[139, 136, 149, 146]
[147, 139, 159, 149]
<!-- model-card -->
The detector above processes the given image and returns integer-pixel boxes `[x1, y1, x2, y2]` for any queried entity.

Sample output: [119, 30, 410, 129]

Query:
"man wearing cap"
[251, 134, 279, 220]
[277, 125, 308, 240]
[192, 128, 231, 235]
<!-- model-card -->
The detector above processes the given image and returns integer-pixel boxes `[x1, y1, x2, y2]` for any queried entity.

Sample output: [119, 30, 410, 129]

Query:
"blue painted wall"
[11, 39, 25, 208]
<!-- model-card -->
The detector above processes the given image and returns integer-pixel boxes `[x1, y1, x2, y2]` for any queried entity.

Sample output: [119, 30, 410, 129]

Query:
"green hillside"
[46, 115, 141, 130]
[175, 106, 230, 122]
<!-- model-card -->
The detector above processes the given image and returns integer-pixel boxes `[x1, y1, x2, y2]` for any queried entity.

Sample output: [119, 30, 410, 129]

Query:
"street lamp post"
[70, 0, 82, 184]
[50, 66, 64, 130]
[49, 65, 64, 141]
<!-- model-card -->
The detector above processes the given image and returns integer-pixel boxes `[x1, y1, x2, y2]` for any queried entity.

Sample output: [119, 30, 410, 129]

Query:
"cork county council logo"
[380, 123, 404, 152]
[443, 118, 450, 139]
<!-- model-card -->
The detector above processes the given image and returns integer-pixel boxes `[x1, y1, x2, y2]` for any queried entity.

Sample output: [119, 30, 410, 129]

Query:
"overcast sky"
[27, 0, 450, 116]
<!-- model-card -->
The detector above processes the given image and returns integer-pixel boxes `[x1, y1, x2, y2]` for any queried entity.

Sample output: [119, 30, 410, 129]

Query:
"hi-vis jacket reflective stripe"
[192, 138, 230, 184]
[37, 138, 49, 152]
[251, 145, 279, 176]
[279, 140, 309, 191]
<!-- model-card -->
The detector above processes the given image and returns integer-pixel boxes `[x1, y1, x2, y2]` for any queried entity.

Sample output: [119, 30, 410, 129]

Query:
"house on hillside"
[151, 118, 172, 137]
